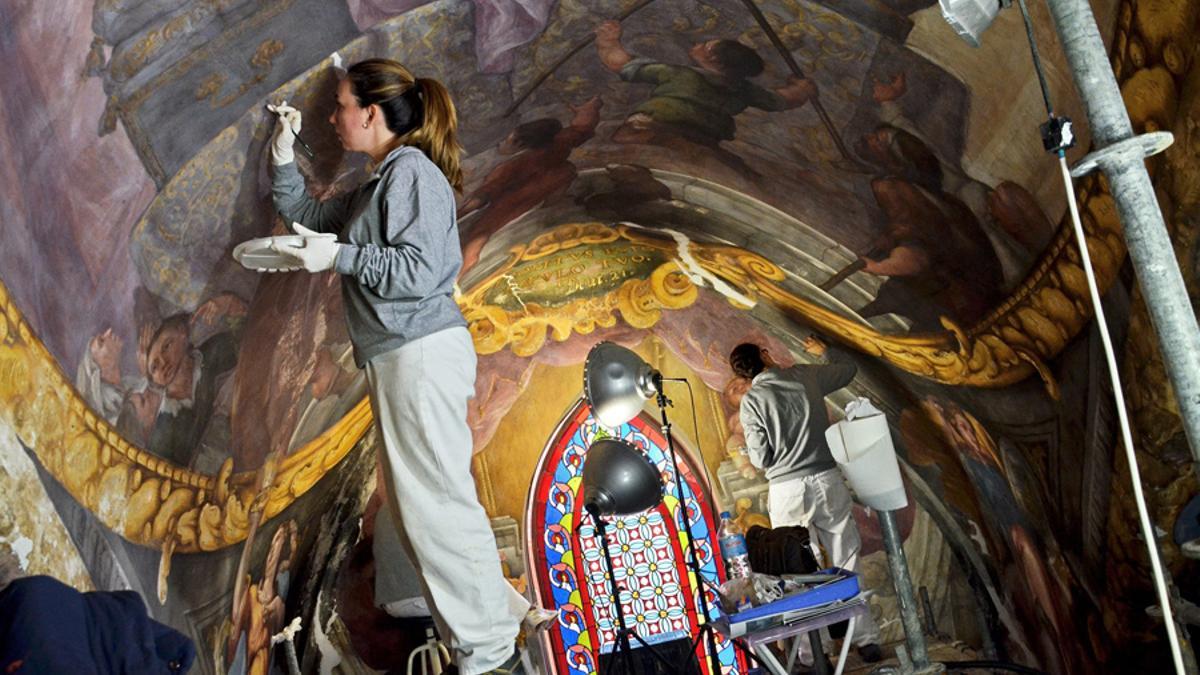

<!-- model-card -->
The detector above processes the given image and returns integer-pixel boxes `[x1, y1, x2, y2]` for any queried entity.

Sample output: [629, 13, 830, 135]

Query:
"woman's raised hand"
[265, 100, 302, 166]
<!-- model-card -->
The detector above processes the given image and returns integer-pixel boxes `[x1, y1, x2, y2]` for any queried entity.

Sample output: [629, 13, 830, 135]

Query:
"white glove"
[271, 223, 341, 273]
[266, 101, 301, 166]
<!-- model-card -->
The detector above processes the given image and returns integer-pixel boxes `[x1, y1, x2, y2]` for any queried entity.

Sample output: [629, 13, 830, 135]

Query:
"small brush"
[293, 131, 315, 158]
[265, 102, 316, 159]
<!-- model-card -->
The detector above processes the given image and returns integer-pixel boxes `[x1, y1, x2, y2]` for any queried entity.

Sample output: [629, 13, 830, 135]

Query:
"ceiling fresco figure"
[75, 291, 247, 473]
[120, 307, 238, 472]
[592, 19, 819, 177]
[8, 0, 1200, 672]
[839, 78, 1033, 328]
[839, 34, 969, 178]
[576, 164, 675, 219]
[223, 519, 299, 675]
[848, 80, 1037, 286]
[856, 174, 1005, 331]
[347, 0, 557, 73]
[921, 397, 1095, 674]
[230, 254, 351, 471]
[458, 96, 604, 272]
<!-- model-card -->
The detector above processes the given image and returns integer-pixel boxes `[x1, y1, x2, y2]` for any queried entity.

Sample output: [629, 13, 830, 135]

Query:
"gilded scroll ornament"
[0, 277, 371, 559]
[0, 164, 1129, 559]
[459, 206, 1124, 394]
[0, 0, 1167, 572]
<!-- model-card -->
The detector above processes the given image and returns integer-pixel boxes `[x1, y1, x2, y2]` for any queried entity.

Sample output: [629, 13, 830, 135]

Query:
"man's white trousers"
[768, 468, 881, 646]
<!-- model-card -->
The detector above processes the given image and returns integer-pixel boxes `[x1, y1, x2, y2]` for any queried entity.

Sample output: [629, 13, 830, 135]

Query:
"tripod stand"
[652, 378, 725, 675]
[587, 503, 680, 675]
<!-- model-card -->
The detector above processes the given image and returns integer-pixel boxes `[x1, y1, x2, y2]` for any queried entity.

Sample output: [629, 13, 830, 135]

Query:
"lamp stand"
[654, 382, 726, 675]
[588, 505, 680, 675]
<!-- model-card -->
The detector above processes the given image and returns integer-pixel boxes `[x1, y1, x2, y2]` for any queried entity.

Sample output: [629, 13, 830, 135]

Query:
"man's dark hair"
[149, 313, 191, 353]
[710, 40, 765, 79]
[729, 343, 766, 379]
[513, 118, 563, 149]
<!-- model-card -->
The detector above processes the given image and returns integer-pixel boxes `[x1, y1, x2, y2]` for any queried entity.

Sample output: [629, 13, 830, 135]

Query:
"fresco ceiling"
[1, 0, 1133, 550]
[8, 0, 1200, 671]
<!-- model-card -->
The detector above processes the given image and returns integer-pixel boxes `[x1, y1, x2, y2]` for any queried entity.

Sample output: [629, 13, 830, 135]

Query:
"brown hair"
[709, 40, 764, 79]
[346, 59, 464, 191]
[149, 313, 192, 353]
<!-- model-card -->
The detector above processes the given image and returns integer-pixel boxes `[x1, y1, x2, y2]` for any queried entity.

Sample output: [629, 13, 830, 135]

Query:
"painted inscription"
[483, 241, 664, 310]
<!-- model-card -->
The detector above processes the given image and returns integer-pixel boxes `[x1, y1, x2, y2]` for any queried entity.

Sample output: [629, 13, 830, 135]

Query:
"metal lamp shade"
[583, 342, 659, 427]
[581, 439, 664, 516]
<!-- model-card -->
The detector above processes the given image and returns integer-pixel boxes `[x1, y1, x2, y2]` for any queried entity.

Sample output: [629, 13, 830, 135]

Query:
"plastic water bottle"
[717, 511, 752, 579]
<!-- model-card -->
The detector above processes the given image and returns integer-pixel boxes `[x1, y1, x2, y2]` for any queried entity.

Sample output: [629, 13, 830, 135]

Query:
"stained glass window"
[528, 401, 744, 675]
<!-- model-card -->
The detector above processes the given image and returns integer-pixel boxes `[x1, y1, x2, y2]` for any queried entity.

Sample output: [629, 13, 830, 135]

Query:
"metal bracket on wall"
[1070, 131, 1175, 177]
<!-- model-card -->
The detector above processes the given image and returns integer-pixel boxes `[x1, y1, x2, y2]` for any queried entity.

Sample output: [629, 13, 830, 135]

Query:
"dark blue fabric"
[0, 576, 195, 674]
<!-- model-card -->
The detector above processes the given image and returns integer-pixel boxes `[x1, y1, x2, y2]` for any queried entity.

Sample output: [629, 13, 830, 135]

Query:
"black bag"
[745, 525, 820, 575]
[745, 526, 852, 639]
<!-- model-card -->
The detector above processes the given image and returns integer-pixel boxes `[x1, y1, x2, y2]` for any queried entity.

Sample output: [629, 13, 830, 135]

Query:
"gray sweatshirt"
[738, 358, 857, 482]
[272, 146, 466, 368]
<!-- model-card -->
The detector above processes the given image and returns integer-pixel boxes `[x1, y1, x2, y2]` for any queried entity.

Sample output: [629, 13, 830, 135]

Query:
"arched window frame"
[524, 398, 743, 675]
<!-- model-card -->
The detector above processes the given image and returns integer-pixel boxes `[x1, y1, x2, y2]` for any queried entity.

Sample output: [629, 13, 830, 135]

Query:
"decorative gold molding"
[463, 223, 698, 357]
[0, 172, 1124, 560]
[0, 277, 370, 557]
[460, 206, 1124, 396]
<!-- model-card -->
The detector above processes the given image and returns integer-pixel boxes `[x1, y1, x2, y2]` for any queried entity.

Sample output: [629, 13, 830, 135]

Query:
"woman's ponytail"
[346, 60, 464, 191]
[405, 77, 463, 192]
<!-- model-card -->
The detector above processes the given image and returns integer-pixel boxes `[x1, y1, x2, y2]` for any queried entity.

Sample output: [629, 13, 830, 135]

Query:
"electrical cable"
[663, 377, 720, 503]
[1056, 152, 1186, 674]
[1016, 0, 1055, 116]
[1011, 3, 1186, 670]
[1016, 0, 1076, 157]
[662, 376, 773, 671]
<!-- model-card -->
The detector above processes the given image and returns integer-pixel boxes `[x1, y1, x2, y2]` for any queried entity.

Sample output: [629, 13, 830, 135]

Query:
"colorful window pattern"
[529, 402, 744, 675]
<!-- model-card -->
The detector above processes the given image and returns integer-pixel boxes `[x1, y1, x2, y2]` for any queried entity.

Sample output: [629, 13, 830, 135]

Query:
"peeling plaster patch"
[313, 588, 343, 675]
[0, 419, 91, 589]
[619, 222, 756, 307]
[9, 537, 32, 569]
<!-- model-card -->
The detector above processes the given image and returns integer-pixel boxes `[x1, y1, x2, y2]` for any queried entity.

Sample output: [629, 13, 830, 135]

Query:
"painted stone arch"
[525, 398, 745, 675]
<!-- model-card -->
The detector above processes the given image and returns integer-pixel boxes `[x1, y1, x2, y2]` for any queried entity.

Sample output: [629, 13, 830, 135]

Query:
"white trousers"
[373, 501, 531, 621]
[366, 327, 523, 674]
[768, 468, 881, 646]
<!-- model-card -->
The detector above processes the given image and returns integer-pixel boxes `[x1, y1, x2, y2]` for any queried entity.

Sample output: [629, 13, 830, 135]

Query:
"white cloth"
[74, 351, 132, 424]
[768, 468, 881, 646]
[366, 327, 522, 674]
